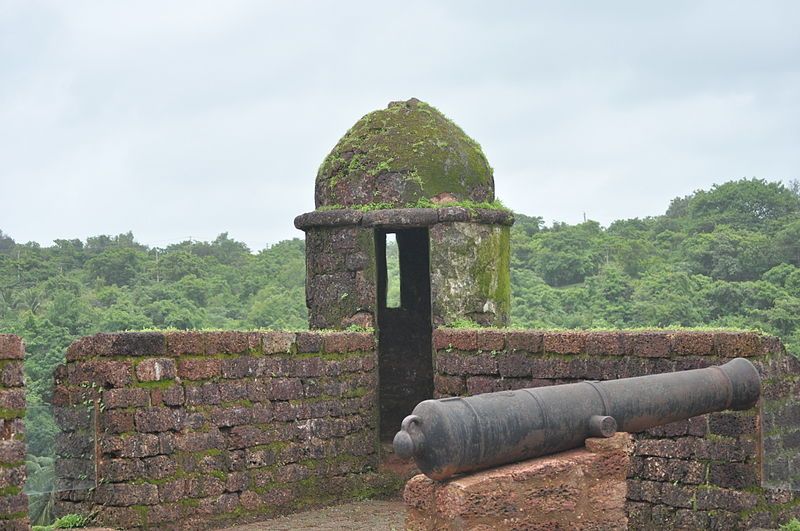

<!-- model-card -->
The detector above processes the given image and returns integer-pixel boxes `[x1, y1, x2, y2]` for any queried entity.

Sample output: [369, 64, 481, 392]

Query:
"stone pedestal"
[404, 433, 633, 530]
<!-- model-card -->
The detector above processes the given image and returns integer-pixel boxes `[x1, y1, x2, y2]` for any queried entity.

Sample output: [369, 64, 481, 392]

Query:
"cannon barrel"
[393, 357, 760, 480]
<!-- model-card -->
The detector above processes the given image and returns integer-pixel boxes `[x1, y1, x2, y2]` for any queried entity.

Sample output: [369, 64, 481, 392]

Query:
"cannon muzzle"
[393, 357, 760, 480]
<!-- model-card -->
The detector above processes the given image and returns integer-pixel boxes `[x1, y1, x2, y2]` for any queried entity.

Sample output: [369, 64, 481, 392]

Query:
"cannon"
[393, 357, 760, 480]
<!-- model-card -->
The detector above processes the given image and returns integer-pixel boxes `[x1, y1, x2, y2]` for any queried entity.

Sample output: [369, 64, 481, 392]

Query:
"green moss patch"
[316, 98, 494, 208]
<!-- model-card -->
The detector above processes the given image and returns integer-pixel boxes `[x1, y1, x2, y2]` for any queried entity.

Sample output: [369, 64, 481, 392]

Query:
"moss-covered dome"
[315, 98, 495, 208]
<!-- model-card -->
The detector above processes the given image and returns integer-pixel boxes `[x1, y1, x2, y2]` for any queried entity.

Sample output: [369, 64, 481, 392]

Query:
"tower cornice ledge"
[294, 207, 514, 231]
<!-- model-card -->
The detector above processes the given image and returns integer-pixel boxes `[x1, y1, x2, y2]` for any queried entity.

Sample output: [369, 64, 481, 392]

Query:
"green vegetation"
[510, 179, 800, 355]
[31, 512, 89, 530]
[780, 518, 800, 531]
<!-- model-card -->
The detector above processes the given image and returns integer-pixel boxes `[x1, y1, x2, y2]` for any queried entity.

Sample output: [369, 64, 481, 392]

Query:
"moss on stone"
[430, 223, 511, 327]
[316, 98, 494, 208]
[0, 408, 24, 420]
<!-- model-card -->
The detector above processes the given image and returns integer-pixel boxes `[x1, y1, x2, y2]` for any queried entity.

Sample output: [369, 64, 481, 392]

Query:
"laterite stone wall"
[0, 334, 28, 530]
[53, 331, 387, 529]
[432, 328, 800, 530]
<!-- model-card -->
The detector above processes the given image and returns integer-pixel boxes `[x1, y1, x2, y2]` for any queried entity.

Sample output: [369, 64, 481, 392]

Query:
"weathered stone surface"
[294, 209, 363, 230]
[405, 433, 632, 529]
[543, 331, 587, 354]
[315, 98, 494, 209]
[262, 332, 296, 354]
[0, 334, 24, 360]
[430, 223, 511, 327]
[0, 361, 24, 387]
[135, 358, 176, 382]
[67, 360, 132, 388]
[178, 358, 222, 380]
[429, 329, 800, 530]
[103, 388, 149, 409]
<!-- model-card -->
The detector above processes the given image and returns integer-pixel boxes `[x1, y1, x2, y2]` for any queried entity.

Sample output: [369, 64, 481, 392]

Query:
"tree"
[684, 178, 800, 232]
[86, 247, 145, 286]
[532, 221, 604, 287]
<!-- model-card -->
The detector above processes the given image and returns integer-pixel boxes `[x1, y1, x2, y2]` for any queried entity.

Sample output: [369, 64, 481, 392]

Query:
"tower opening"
[376, 228, 433, 440]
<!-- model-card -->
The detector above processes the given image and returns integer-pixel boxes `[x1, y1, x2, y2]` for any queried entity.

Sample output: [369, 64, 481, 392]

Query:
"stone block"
[584, 332, 626, 356]
[95, 482, 159, 506]
[56, 432, 94, 458]
[135, 408, 183, 433]
[433, 328, 477, 351]
[476, 330, 505, 351]
[714, 332, 764, 357]
[67, 360, 132, 388]
[151, 384, 185, 407]
[289, 357, 325, 377]
[543, 331, 586, 354]
[625, 332, 671, 357]
[671, 332, 715, 356]
[66, 333, 114, 361]
[173, 430, 226, 453]
[178, 358, 222, 380]
[262, 332, 296, 354]
[0, 362, 24, 387]
[0, 335, 23, 360]
[100, 433, 163, 458]
[249, 378, 303, 401]
[100, 410, 135, 434]
[210, 406, 252, 427]
[103, 388, 149, 409]
[708, 462, 758, 489]
[135, 358, 176, 382]
[505, 330, 543, 353]
[496, 352, 533, 377]
[99, 458, 145, 482]
[404, 434, 631, 530]
[708, 411, 758, 437]
[185, 383, 220, 405]
[217, 381, 249, 403]
[296, 332, 324, 353]
[165, 331, 207, 355]
[433, 374, 465, 396]
[0, 493, 28, 516]
[0, 389, 25, 410]
[110, 332, 166, 357]
[206, 331, 259, 354]
[0, 440, 25, 464]
[695, 486, 759, 512]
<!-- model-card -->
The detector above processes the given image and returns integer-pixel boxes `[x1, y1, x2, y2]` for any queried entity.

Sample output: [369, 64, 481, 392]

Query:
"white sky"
[1, 1, 798, 251]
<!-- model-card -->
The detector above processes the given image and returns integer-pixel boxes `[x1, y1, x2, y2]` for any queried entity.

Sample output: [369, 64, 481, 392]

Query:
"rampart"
[0, 334, 27, 530]
[52, 331, 394, 529]
[431, 328, 800, 530]
[47, 328, 800, 529]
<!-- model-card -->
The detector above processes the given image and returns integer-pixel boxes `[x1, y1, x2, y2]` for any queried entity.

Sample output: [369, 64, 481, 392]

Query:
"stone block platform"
[404, 433, 633, 530]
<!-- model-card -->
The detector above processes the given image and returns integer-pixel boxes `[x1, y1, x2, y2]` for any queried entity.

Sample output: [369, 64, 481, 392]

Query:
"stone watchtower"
[295, 98, 513, 438]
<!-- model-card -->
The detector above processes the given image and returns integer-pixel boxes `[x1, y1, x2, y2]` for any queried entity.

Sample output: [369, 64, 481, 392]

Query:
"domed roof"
[315, 98, 494, 208]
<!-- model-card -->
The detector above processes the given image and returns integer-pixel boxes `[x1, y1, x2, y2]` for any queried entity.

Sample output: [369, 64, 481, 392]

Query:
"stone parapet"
[404, 433, 632, 530]
[0, 334, 28, 530]
[53, 331, 393, 529]
[432, 328, 800, 529]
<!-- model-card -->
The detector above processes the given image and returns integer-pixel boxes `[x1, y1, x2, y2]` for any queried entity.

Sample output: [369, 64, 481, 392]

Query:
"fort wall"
[52, 331, 393, 529]
[431, 328, 800, 530]
[0, 334, 28, 530]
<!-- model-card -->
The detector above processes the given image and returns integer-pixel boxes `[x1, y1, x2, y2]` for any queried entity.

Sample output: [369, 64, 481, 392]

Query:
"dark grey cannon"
[393, 357, 761, 480]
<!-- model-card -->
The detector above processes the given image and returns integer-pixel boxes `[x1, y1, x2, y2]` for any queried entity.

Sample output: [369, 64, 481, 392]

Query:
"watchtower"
[295, 98, 513, 438]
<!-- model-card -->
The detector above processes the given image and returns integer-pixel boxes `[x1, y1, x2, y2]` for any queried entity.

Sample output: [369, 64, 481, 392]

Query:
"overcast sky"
[1, 1, 798, 251]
